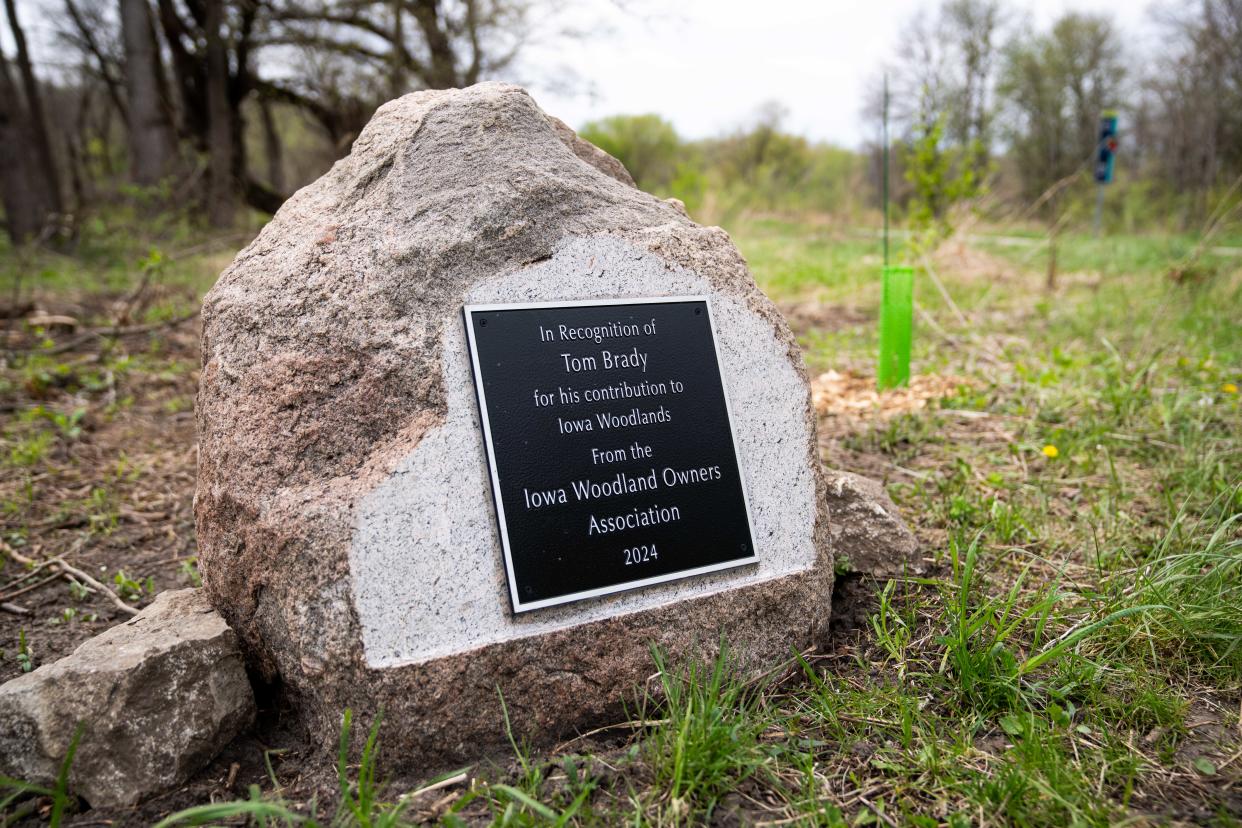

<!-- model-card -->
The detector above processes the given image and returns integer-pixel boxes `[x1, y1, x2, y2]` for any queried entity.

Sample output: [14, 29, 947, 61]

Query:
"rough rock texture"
[825, 471, 922, 578]
[0, 589, 254, 807]
[195, 82, 833, 771]
[546, 115, 637, 187]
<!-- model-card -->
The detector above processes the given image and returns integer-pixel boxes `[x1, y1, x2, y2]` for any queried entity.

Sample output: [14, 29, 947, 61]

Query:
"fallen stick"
[0, 558, 54, 591]
[16, 310, 200, 357]
[3, 544, 139, 617]
[0, 572, 62, 602]
[50, 557, 139, 617]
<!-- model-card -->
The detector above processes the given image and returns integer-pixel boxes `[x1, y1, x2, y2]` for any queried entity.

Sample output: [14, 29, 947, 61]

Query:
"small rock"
[0, 589, 254, 807]
[825, 471, 922, 578]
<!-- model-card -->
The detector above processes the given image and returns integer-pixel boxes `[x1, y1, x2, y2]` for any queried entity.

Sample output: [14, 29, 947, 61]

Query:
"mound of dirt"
[811, 369, 976, 420]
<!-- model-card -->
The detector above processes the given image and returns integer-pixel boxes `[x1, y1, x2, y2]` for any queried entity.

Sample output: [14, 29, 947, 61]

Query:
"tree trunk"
[4, 0, 61, 216]
[65, 0, 130, 127]
[411, 0, 461, 88]
[0, 53, 49, 243]
[205, 0, 234, 227]
[156, 0, 208, 145]
[259, 96, 284, 195]
[389, 0, 405, 98]
[120, 0, 177, 186]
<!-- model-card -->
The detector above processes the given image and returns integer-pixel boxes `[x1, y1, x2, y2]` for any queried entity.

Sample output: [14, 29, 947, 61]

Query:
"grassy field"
[0, 215, 1239, 826]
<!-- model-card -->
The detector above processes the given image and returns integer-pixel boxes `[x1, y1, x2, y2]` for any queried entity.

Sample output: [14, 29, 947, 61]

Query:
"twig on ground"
[884, 461, 933, 481]
[856, 794, 900, 828]
[167, 231, 251, 261]
[15, 310, 200, 356]
[3, 544, 139, 617]
[402, 770, 470, 800]
[0, 558, 54, 591]
[0, 601, 31, 616]
[0, 572, 62, 602]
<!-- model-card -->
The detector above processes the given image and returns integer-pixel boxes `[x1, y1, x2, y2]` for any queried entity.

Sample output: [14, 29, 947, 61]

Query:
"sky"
[528, 0, 1155, 149]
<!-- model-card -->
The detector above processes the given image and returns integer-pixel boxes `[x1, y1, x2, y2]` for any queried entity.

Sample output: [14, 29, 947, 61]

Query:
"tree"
[64, 0, 130, 128]
[941, 0, 1003, 170]
[205, 0, 235, 226]
[119, 0, 177, 186]
[41, 0, 601, 221]
[904, 115, 980, 234]
[998, 12, 1125, 204]
[150, 0, 571, 215]
[1, 0, 61, 242]
[869, 0, 1002, 222]
[1, 52, 52, 242]
[1136, 0, 1242, 219]
[5, 0, 62, 215]
[579, 114, 681, 191]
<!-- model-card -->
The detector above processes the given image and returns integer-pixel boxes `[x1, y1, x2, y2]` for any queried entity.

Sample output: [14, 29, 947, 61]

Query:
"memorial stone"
[196, 82, 835, 769]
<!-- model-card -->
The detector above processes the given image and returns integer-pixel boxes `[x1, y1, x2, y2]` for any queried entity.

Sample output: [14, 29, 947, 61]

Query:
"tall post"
[882, 73, 889, 268]
[877, 73, 913, 390]
[1093, 183, 1104, 237]
[1092, 110, 1118, 238]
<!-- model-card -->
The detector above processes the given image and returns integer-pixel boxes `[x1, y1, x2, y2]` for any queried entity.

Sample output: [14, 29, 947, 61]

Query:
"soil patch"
[777, 300, 870, 338]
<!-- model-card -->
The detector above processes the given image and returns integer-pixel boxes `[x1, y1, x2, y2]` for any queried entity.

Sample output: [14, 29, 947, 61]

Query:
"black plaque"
[464, 297, 757, 613]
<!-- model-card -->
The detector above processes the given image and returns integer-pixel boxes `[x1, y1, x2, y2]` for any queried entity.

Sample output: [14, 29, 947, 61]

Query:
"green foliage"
[156, 709, 410, 827]
[0, 726, 84, 826]
[1103, 494, 1242, 680]
[577, 111, 867, 222]
[179, 557, 203, 587]
[112, 570, 154, 603]
[7, 431, 53, 468]
[640, 643, 774, 821]
[997, 11, 1125, 206]
[903, 115, 985, 240]
[578, 114, 684, 192]
[0, 206, 222, 300]
[15, 628, 33, 673]
[2, 197, 1238, 825]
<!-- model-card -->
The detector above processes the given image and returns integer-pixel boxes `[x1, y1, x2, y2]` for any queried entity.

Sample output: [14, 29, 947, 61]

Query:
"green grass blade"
[1020, 605, 1169, 675]
[490, 783, 558, 820]
[152, 800, 308, 827]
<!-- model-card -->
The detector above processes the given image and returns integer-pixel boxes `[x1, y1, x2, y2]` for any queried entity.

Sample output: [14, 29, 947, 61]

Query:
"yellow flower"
[1041, 444, 1059, 459]
[1223, 382, 1238, 394]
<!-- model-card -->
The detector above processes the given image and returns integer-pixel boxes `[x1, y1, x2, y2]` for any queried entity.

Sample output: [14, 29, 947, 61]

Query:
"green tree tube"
[877, 265, 914, 389]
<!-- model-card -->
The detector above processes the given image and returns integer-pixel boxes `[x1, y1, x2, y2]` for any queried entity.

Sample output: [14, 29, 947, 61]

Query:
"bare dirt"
[1, 291, 201, 687]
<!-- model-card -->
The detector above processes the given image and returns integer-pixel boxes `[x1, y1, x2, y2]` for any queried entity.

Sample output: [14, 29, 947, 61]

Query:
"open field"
[1, 216, 1240, 825]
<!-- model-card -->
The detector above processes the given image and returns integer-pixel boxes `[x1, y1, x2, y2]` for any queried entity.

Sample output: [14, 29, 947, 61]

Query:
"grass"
[0, 726, 83, 826]
[639, 643, 775, 820]
[1, 214, 1239, 824]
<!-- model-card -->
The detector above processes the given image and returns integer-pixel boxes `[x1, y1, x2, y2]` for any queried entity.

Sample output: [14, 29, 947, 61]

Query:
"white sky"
[527, 0, 1154, 148]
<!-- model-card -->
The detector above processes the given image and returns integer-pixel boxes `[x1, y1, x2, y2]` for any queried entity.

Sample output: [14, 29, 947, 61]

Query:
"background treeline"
[2, 0, 1240, 247]
[1, 0, 551, 244]
[585, 0, 1242, 233]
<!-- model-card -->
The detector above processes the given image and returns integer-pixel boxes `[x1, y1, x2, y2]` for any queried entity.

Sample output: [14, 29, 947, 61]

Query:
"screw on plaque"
[479, 317, 488, 327]
[694, 307, 702, 315]
[741, 543, 748, 551]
